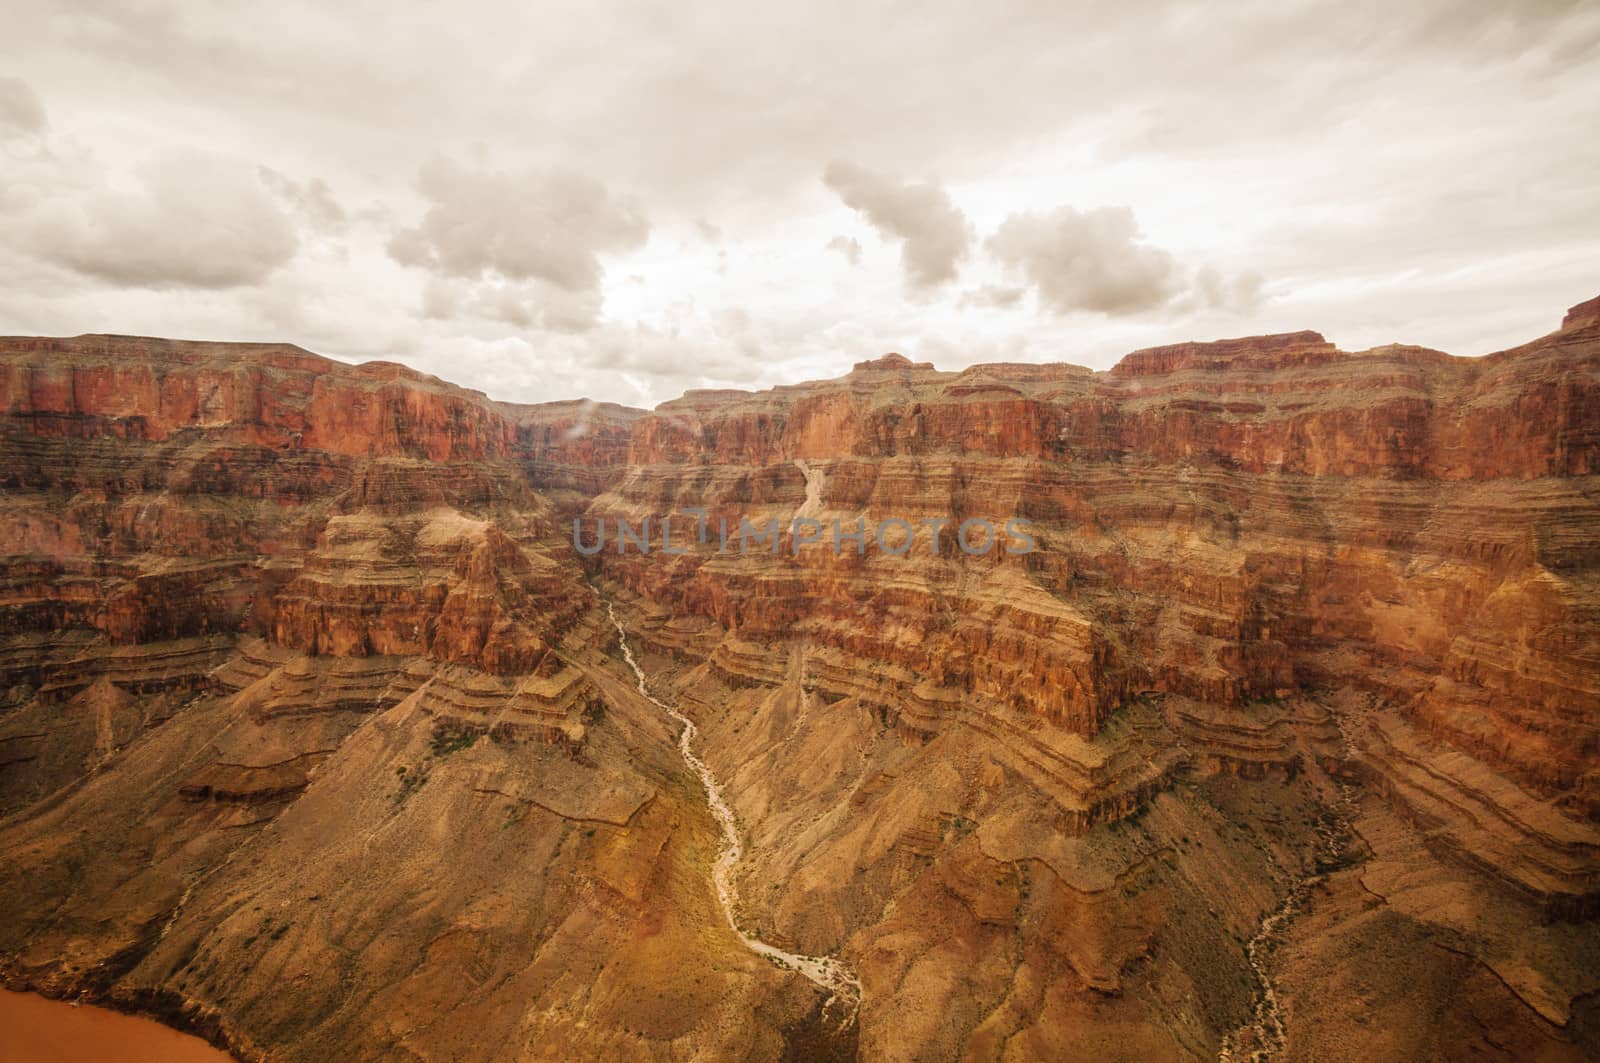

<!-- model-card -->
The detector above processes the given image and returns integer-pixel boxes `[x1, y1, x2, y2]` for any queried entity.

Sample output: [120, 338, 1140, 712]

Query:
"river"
[0, 989, 233, 1062]
[605, 601, 861, 1019]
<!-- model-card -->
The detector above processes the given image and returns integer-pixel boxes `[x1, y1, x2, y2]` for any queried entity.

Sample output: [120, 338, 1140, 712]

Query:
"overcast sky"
[2, 1, 1597, 408]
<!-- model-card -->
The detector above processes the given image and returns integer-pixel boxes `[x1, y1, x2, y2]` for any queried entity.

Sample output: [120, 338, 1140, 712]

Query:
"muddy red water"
[0, 989, 233, 1062]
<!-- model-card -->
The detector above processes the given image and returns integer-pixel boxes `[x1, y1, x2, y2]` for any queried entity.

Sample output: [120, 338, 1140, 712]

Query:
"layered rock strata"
[0, 299, 1597, 1060]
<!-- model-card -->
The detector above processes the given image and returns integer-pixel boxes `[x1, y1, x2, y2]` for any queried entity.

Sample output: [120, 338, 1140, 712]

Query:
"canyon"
[1, 296, 1598, 1061]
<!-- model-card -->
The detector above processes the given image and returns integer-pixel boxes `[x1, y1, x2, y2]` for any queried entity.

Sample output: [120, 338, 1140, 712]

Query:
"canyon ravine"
[2, 295, 1599, 1060]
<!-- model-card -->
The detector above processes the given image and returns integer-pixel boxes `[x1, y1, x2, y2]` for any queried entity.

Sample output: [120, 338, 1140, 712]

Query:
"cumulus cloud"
[822, 162, 972, 289]
[987, 206, 1270, 317]
[26, 150, 299, 289]
[826, 234, 862, 265]
[389, 157, 649, 294]
[0, 77, 46, 138]
[987, 206, 1183, 316]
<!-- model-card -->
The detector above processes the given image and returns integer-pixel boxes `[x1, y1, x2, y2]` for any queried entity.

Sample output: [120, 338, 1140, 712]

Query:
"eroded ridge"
[605, 599, 862, 1018]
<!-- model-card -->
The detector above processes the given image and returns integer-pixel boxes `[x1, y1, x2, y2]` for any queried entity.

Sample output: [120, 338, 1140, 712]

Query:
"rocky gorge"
[1, 296, 1598, 1060]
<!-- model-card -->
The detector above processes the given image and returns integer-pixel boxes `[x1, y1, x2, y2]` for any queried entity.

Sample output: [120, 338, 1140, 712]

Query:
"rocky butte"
[0, 298, 1597, 1061]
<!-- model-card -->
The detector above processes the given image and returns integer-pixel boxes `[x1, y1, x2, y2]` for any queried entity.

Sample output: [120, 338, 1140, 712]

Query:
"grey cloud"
[523, 287, 603, 334]
[988, 206, 1182, 316]
[826, 235, 862, 266]
[258, 167, 345, 229]
[1193, 266, 1266, 314]
[574, 307, 820, 389]
[26, 150, 298, 289]
[988, 208, 1270, 317]
[1, 0, 1595, 404]
[420, 277, 457, 321]
[823, 162, 971, 289]
[419, 275, 602, 333]
[10, 2, 1598, 207]
[389, 157, 649, 293]
[584, 327, 750, 382]
[0, 77, 46, 138]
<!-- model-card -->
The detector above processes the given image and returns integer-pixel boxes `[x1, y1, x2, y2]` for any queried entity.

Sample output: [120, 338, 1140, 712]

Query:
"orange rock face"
[591, 304, 1599, 791]
[0, 334, 621, 669]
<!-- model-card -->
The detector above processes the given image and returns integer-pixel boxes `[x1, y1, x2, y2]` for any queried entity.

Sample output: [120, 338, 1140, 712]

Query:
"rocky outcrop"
[264, 508, 584, 674]
[1359, 714, 1600, 920]
[0, 336, 511, 459]
[1564, 295, 1600, 331]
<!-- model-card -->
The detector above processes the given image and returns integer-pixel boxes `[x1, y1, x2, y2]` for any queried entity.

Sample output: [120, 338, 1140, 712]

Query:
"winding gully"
[1219, 726, 1359, 1063]
[605, 600, 863, 1019]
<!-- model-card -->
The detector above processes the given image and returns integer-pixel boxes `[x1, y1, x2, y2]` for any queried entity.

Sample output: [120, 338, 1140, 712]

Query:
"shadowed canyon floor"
[2, 296, 1599, 1060]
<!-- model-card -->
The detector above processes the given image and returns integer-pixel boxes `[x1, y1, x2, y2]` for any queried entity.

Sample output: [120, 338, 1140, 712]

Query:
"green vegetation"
[430, 729, 480, 757]
[394, 766, 427, 805]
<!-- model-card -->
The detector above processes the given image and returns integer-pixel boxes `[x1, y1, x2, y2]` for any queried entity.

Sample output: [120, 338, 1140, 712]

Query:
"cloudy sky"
[2, 1, 1597, 408]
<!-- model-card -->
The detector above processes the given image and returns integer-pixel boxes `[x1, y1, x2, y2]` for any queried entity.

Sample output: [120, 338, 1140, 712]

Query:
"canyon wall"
[1, 300, 1598, 1060]
[588, 309, 1600, 813]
